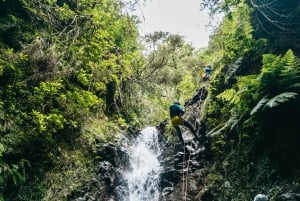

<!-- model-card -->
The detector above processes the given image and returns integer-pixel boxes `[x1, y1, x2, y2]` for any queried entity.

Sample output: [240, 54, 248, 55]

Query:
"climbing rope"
[182, 141, 186, 201]
[182, 141, 193, 201]
[181, 86, 207, 200]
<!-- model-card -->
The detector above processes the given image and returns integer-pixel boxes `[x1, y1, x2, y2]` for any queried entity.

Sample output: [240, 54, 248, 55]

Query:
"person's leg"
[183, 120, 200, 142]
[175, 126, 184, 143]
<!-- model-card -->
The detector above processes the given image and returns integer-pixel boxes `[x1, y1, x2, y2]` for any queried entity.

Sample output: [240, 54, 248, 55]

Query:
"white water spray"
[124, 126, 163, 201]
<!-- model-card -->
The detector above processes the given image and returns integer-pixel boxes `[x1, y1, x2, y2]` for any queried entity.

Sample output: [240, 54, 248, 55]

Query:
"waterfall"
[122, 126, 163, 201]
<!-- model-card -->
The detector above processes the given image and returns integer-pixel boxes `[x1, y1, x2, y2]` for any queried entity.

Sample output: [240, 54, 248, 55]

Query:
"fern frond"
[223, 107, 240, 131]
[265, 92, 297, 108]
[243, 115, 257, 129]
[227, 116, 239, 132]
[284, 49, 298, 68]
[226, 57, 243, 79]
[250, 96, 269, 115]
[280, 49, 300, 77]
[216, 89, 240, 104]
[261, 54, 279, 73]
[236, 75, 257, 89]
[287, 83, 300, 91]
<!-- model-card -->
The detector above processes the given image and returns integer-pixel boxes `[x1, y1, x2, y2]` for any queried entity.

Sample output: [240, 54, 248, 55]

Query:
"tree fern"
[282, 49, 300, 74]
[279, 50, 300, 88]
[236, 75, 258, 91]
[258, 50, 300, 97]
[216, 88, 240, 104]
[250, 96, 269, 115]
[265, 92, 297, 108]
[217, 50, 300, 143]
[251, 92, 297, 115]
[287, 83, 300, 91]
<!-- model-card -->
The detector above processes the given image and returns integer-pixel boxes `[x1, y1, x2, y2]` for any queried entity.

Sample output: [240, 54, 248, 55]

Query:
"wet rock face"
[69, 132, 132, 201]
[96, 141, 132, 200]
[158, 139, 211, 201]
[98, 144, 130, 168]
[185, 87, 208, 107]
[157, 86, 212, 201]
[95, 147, 130, 199]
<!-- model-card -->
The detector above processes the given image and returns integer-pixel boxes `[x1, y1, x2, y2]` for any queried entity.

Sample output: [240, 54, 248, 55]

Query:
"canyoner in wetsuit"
[169, 101, 199, 144]
[201, 65, 213, 82]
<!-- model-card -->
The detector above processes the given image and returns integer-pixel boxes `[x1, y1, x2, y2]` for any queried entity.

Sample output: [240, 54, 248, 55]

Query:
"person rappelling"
[169, 100, 199, 144]
[201, 65, 213, 81]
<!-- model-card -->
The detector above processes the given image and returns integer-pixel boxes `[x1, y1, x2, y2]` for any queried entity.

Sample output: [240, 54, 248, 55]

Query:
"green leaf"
[265, 92, 298, 108]
[250, 96, 269, 115]
[216, 89, 240, 104]
[287, 83, 300, 90]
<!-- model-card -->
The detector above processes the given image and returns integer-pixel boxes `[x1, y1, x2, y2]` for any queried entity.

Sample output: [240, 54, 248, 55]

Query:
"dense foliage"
[1, 0, 299, 200]
[0, 0, 203, 200]
[201, 0, 300, 54]
[199, 0, 300, 200]
[0, 0, 142, 199]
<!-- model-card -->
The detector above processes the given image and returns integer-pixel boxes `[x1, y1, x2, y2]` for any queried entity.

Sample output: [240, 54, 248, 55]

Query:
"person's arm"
[179, 105, 185, 115]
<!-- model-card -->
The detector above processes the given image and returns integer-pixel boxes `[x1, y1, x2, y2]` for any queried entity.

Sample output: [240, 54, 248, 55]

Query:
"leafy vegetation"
[0, 0, 141, 199]
[0, 0, 300, 200]
[0, 0, 204, 199]
[199, 0, 300, 200]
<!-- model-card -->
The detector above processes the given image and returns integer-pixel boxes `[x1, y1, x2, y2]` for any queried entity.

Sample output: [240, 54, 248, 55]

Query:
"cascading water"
[122, 126, 163, 201]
